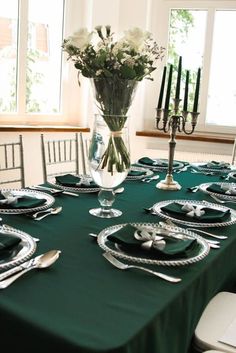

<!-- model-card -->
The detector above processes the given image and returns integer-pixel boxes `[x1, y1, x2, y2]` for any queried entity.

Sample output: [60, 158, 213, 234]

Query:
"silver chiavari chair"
[0, 135, 25, 188]
[41, 133, 87, 182]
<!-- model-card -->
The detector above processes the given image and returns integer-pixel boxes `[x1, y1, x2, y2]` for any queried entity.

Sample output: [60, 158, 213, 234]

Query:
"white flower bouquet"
[62, 25, 164, 82]
[62, 26, 164, 173]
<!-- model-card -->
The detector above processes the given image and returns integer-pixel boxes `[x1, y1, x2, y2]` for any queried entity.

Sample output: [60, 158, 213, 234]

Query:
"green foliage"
[168, 9, 196, 109]
[26, 49, 44, 112]
[169, 9, 194, 67]
[0, 47, 45, 113]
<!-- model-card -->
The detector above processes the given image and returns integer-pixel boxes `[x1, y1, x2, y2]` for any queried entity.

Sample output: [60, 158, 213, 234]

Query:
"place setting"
[198, 182, 236, 203]
[0, 188, 55, 215]
[0, 215, 61, 288]
[48, 173, 100, 193]
[0, 221, 37, 271]
[125, 166, 154, 181]
[97, 222, 210, 270]
[136, 157, 188, 172]
[190, 161, 235, 175]
[146, 199, 236, 228]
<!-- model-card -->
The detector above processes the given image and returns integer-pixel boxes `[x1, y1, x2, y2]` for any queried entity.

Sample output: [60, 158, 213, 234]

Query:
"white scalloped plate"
[152, 199, 236, 228]
[97, 222, 210, 266]
[0, 225, 36, 270]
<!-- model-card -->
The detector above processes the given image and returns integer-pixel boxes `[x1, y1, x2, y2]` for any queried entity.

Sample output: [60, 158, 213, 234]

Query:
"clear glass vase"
[88, 114, 130, 218]
[90, 77, 138, 116]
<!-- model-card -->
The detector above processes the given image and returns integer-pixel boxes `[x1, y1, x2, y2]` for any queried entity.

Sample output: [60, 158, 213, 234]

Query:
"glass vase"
[88, 114, 130, 218]
[90, 77, 138, 116]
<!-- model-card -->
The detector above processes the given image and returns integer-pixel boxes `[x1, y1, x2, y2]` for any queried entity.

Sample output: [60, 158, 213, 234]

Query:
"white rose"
[68, 28, 93, 51]
[123, 27, 150, 51]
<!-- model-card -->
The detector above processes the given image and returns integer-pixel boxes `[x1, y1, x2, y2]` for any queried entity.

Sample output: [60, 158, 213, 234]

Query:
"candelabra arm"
[182, 111, 199, 135]
[155, 108, 171, 132]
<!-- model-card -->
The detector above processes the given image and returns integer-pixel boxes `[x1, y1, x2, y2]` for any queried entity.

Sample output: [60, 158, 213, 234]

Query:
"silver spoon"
[34, 206, 62, 221]
[89, 232, 98, 238]
[114, 187, 124, 194]
[142, 175, 160, 183]
[27, 207, 55, 219]
[0, 250, 61, 289]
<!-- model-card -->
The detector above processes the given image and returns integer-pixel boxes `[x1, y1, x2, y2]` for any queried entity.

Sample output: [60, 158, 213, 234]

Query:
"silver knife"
[0, 256, 37, 281]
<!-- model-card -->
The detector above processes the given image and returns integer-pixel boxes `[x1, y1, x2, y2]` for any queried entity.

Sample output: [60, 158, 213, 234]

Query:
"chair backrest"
[0, 135, 25, 188]
[231, 138, 236, 164]
[41, 133, 87, 182]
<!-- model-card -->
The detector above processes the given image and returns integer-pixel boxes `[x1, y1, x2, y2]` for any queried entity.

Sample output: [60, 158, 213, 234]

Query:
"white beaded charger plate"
[97, 222, 210, 266]
[0, 225, 36, 270]
[152, 199, 236, 228]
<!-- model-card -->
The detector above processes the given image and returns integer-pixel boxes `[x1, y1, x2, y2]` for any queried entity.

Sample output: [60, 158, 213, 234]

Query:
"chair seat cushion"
[194, 292, 236, 352]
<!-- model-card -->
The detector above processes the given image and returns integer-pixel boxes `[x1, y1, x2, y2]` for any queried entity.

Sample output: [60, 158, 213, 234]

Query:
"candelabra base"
[156, 174, 181, 191]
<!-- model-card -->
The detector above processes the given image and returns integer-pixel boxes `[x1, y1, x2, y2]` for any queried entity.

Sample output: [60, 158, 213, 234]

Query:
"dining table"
[0, 165, 236, 353]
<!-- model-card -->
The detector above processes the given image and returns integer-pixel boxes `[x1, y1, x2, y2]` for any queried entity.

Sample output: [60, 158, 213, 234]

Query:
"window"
[0, 0, 81, 125]
[206, 10, 236, 127]
[168, 9, 207, 112]
[26, 0, 64, 113]
[0, 0, 18, 113]
[166, 1, 236, 134]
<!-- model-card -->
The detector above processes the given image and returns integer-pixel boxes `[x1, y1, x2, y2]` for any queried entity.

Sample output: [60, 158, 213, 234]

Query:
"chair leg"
[232, 139, 236, 165]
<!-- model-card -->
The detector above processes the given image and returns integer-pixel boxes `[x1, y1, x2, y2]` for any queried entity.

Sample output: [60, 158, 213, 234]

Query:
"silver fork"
[103, 252, 181, 283]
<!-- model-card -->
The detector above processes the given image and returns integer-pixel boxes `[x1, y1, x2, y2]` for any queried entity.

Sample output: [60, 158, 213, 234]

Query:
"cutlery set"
[0, 250, 61, 289]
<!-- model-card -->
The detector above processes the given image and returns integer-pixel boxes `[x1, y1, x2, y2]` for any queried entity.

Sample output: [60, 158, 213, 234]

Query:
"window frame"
[159, 0, 236, 135]
[0, 0, 88, 126]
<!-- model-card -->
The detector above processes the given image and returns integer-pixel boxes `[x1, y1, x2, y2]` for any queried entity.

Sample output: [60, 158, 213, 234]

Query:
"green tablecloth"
[0, 170, 236, 353]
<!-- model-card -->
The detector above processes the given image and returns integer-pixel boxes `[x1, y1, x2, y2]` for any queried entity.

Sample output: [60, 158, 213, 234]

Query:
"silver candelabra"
[155, 98, 199, 190]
